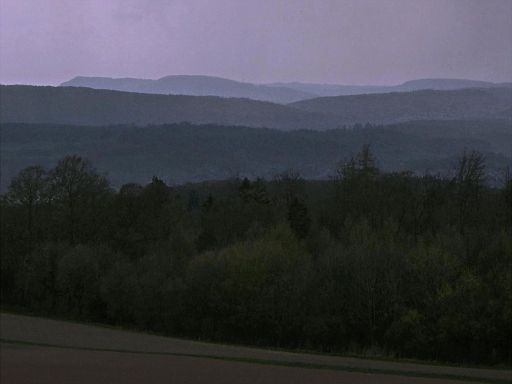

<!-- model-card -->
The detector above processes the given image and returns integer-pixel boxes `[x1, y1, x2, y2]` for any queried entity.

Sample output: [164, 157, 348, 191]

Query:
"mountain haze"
[59, 75, 512, 102]
[269, 78, 512, 97]
[60, 75, 315, 103]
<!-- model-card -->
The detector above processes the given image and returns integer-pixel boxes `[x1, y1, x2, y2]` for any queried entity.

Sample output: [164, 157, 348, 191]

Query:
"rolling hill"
[1, 85, 511, 129]
[0, 85, 338, 130]
[289, 88, 512, 125]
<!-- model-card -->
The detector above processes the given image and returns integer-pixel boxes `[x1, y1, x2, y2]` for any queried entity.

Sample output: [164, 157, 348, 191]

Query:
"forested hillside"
[290, 88, 512, 124]
[2, 149, 510, 364]
[2, 85, 511, 129]
[1, 120, 510, 191]
[0, 85, 337, 130]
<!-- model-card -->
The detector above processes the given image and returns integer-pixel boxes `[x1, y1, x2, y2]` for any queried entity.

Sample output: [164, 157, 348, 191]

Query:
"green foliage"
[287, 198, 311, 239]
[20, 243, 68, 312]
[49, 155, 111, 244]
[56, 246, 103, 319]
[6, 166, 48, 251]
[185, 225, 312, 344]
[1, 151, 511, 365]
[100, 259, 138, 324]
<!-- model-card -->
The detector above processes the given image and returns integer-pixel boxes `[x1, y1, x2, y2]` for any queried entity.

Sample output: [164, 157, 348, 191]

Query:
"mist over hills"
[60, 75, 315, 103]
[269, 78, 512, 97]
[60, 75, 512, 102]
[2, 82, 510, 190]
[2, 85, 511, 129]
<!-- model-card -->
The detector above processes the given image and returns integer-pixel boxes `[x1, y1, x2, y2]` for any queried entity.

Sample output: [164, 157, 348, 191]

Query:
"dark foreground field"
[1, 314, 510, 384]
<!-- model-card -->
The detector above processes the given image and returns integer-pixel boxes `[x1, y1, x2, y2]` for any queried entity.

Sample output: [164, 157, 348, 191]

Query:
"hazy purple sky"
[1, 0, 511, 85]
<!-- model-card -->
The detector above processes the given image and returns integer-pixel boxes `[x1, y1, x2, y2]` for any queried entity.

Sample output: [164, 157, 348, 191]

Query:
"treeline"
[2, 120, 511, 190]
[1, 149, 511, 365]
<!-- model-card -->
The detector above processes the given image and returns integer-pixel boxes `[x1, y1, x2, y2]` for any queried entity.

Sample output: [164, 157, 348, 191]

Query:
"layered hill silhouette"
[0, 85, 338, 130]
[1, 85, 510, 129]
[269, 78, 512, 97]
[290, 88, 512, 124]
[60, 75, 314, 103]
[60, 74, 512, 102]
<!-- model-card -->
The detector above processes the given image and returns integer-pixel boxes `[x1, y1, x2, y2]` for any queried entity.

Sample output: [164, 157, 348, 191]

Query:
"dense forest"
[2, 120, 511, 191]
[1, 147, 511, 365]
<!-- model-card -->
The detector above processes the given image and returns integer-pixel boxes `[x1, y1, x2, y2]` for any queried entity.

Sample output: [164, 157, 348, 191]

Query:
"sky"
[0, 0, 511, 86]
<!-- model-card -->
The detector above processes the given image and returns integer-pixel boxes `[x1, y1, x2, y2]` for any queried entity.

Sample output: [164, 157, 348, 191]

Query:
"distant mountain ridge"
[59, 75, 512, 102]
[60, 75, 315, 103]
[269, 78, 512, 97]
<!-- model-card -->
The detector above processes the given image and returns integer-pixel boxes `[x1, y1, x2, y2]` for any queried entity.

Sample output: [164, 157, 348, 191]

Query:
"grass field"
[1, 313, 511, 384]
